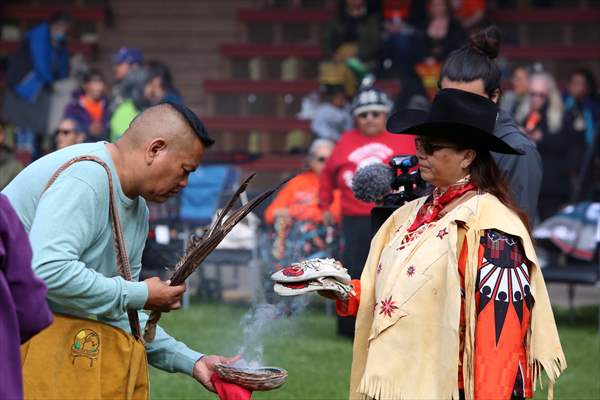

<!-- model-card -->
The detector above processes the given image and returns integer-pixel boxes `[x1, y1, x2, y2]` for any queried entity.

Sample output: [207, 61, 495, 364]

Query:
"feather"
[143, 173, 292, 342]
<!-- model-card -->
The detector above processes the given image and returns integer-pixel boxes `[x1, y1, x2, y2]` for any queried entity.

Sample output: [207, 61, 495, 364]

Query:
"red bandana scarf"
[407, 180, 477, 232]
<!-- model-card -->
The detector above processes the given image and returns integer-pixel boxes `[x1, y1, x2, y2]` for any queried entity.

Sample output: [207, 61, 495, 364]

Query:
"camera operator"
[318, 87, 415, 338]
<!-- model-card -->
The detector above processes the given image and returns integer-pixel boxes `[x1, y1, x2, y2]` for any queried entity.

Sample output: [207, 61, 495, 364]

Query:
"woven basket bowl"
[215, 364, 288, 391]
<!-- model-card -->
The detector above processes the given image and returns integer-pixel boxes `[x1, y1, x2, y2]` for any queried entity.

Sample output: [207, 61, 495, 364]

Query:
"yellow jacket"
[350, 193, 565, 399]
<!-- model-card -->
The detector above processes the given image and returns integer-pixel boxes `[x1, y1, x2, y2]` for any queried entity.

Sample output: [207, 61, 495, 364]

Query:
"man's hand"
[143, 277, 185, 311]
[192, 354, 241, 392]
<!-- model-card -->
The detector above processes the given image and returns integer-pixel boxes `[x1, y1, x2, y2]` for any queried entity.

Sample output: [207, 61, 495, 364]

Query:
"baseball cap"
[351, 87, 393, 117]
[112, 47, 144, 65]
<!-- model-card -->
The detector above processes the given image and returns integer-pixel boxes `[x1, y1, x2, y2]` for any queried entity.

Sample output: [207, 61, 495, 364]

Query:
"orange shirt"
[265, 171, 341, 225]
[80, 96, 104, 123]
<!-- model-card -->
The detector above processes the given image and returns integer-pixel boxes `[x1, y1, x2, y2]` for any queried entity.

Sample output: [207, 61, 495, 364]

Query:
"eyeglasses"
[311, 155, 328, 163]
[357, 111, 381, 119]
[54, 129, 76, 136]
[415, 137, 463, 155]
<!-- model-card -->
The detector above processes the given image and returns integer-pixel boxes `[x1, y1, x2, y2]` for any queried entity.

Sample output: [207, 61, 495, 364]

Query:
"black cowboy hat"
[386, 88, 523, 155]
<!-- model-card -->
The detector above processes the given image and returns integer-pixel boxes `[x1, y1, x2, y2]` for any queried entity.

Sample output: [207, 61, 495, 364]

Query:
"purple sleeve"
[0, 195, 53, 343]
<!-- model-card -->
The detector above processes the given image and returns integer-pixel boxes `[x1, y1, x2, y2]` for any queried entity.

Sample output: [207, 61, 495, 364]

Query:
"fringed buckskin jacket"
[349, 192, 566, 400]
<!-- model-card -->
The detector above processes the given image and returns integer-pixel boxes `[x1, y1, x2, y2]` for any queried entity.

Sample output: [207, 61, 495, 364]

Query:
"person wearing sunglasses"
[517, 72, 570, 221]
[325, 88, 565, 400]
[318, 87, 416, 338]
[54, 118, 86, 150]
[265, 139, 342, 267]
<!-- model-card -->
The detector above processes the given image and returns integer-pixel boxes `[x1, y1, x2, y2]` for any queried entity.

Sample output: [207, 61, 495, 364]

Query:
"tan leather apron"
[21, 156, 149, 399]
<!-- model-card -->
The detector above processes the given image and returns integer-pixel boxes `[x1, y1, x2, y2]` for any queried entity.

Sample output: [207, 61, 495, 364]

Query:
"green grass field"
[149, 301, 600, 400]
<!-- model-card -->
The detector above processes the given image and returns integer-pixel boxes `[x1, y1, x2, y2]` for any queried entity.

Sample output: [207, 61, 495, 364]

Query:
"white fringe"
[357, 376, 458, 400]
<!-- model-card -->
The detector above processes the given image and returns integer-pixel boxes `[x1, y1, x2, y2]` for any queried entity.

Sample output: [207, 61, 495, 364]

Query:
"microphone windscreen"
[352, 163, 394, 203]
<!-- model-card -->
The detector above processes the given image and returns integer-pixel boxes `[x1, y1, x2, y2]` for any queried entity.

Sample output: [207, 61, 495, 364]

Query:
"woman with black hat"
[333, 88, 565, 399]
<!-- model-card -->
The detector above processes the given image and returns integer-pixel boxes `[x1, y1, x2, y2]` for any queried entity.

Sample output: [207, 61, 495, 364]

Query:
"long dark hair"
[440, 26, 502, 98]
[469, 149, 530, 231]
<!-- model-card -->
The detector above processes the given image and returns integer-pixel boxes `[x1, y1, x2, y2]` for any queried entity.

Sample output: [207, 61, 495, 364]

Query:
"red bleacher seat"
[236, 7, 600, 24]
[205, 79, 318, 94]
[239, 154, 304, 171]
[492, 8, 600, 23]
[238, 8, 331, 24]
[220, 43, 322, 58]
[0, 5, 106, 22]
[204, 79, 400, 94]
[504, 45, 600, 60]
[203, 116, 310, 131]
[0, 40, 95, 56]
[221, 43, 600, 60]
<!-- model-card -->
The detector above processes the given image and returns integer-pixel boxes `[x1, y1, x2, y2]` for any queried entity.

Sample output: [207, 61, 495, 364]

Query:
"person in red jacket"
[318, 87, 416, 338]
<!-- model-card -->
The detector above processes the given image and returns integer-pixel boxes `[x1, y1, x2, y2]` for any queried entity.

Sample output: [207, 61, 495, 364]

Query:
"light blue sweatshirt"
[2, 142, 202, 375]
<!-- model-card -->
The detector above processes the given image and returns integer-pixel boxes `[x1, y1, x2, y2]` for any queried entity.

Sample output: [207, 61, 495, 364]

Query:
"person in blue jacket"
[2, 12, 71, 157]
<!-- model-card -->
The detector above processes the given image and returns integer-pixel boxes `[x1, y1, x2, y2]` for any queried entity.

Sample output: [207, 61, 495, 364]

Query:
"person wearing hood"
[4, 12, 70, 105]
[2, 12, 71, 159]
[64, 69, 111, 142]
[438, 26, 542, 225]
[110, 67, 166, 142]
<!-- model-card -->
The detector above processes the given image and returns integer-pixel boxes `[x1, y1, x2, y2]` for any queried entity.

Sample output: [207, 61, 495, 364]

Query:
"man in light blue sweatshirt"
[3, 102, 237, 396]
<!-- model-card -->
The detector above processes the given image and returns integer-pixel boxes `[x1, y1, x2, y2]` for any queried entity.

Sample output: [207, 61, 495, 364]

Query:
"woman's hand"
[192, 354, 241, 392]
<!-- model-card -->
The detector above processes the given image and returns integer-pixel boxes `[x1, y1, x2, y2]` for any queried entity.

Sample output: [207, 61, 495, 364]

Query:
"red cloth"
[407, 182, 476, 232]
[319, 129, 416, 217]
[210, 373, 252, 400]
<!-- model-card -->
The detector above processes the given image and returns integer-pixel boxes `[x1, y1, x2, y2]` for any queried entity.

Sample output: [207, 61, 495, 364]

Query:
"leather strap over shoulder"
[43, 155, 142, 341]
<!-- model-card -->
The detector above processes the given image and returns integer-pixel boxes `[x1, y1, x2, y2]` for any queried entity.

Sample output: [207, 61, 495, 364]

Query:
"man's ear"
[145, 138, 167, 165]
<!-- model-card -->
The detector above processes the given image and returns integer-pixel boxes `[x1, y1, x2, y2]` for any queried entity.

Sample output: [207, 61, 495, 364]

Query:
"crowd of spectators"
[0, 12, 181, 174]
[265, 1, 599, 311]
[502, 66, 600, 220]
[0, 4, 598, 293]
[295, 0, 599, 225]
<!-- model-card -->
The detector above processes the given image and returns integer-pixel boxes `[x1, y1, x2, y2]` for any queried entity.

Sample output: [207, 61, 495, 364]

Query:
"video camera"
[352, 155, 428, 234]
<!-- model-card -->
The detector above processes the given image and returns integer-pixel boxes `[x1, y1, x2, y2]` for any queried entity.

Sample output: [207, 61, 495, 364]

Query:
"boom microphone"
[352, 163, 394, 203]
